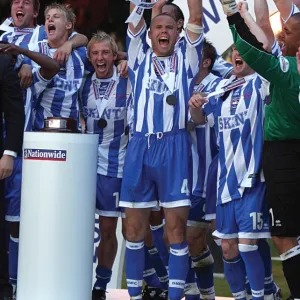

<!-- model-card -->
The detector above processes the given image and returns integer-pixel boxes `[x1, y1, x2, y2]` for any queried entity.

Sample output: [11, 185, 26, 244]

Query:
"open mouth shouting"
[234, 57, 244, 70]
[158, 36, 170, 48]
[48, 24, 56, 35]
[16, 11, 25, 22]
[96, 62, 107, 72]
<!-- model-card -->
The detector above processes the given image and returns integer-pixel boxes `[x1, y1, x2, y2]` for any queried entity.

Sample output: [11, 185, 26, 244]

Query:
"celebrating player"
[80, 31, 131, 300]
[28, 3, 88, 131]
[152, 0, 233, 79]
[189, 44, 270, 300]
[0, 1, 88, 295]
[221, 0, 300, 297]
[119, 0, 204, 299]
[186, 39, 220, 300]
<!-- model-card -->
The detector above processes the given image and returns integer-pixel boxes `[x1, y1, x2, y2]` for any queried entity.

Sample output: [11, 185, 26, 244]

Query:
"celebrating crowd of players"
[0, 0, 300, 299]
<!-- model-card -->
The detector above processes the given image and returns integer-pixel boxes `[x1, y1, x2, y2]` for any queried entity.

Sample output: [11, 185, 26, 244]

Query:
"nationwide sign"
[24, 149, 67, 161]
[173, 0, 278, 54]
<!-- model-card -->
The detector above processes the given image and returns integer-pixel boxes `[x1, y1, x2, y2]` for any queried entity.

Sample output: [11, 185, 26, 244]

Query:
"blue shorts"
[187, 196, 210, 228]
[119, 130, 191, 209]
[205, 155, 218, 221]
[214, 183, 270, 239]
[96, 174, 125, 218]
[5, 157, 22, 222]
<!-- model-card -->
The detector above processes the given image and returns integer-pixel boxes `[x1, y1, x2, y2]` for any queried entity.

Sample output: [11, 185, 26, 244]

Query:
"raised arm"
[0, 43, 60, 80]
[152, 0, 166, 19]
[226, 12, 298, 87]
[273, 0, 294, 23]
[186, 0, 203, 42]
[238, 1, 271, 52]
[128, 3, 146, 35]
[254, 0, 275, 49]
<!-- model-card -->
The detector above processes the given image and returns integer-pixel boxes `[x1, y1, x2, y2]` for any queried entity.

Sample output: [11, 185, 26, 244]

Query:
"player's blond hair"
[45, 3, 76, 34]
[87, 31, 118, 58]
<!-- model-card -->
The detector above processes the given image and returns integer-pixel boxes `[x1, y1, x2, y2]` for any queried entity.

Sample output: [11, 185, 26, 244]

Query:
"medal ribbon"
[206, 78, 246, 99]
[0, 18, 34, 34]
[92, 73, 118, 119]
[194, 83, 205, 93]
[152, 53, 177, 93]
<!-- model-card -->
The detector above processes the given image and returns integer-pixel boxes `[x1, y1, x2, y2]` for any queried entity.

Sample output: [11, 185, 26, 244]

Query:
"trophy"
[41, 117, 80, 133]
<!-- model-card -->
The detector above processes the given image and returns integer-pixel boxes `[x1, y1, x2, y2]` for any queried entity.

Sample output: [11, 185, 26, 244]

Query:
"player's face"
[281, 18, 300, 56]
[45, 9, 72, 46]
[89, 41, 117, 79]
[149, 15, 178, 57]
[232, 47, 254, 77]
[162, 5, 183, 34]
[11, 0, 37, 29]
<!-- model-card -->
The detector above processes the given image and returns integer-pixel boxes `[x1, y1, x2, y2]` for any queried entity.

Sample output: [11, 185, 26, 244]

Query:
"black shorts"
[263, 140, 300, 237]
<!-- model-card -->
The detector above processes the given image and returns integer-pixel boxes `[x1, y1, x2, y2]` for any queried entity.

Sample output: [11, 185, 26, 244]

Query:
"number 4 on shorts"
[181, 179, 190, 196]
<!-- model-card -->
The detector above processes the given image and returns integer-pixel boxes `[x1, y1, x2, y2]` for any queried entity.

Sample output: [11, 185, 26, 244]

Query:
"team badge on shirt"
[230, 88, 242, 112]
[279, 56, 290, 73]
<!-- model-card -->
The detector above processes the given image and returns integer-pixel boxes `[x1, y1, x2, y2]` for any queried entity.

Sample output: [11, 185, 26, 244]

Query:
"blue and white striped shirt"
[80, 68, 132, 178]
[212, 55, 233, 79]
[30, 40, 87, 130]
[190, 73, 221, 199]
[203, 74, 269, 205]
[0, 24, 47, 131]
[127, 25, 203, 134]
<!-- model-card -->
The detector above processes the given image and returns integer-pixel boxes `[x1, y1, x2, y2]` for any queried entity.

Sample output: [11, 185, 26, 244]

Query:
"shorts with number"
[119, 130, 191, 209]
[5, 157, 22, 222]
[187, 196, 210, 227]
[205, 154, 218, 221]
[263, 140, 300, 237]
[96, 174, 125, 218]
[214, 183, 270, 239]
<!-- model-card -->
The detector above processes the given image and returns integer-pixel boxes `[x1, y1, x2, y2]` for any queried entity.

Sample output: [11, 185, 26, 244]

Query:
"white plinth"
[17, 132, 98, 300]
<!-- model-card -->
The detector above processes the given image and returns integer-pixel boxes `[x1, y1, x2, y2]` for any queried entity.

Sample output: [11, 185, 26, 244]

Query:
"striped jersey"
[190, 73, 221, 199]
[127, 24, 203, 134]
[271, 41, 282, 58]
[0, 22, 47, 131]
[80, 67, 132, 178]
[282, 3, 300, 23]
[203, 74, 269, 205]
[212, 55, 233, 79]
[0, 20, 47, 49]
[30, 40, 87, 131]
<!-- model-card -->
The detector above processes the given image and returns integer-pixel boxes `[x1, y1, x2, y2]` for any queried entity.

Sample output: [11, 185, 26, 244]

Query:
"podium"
[17, 132, 98, 300]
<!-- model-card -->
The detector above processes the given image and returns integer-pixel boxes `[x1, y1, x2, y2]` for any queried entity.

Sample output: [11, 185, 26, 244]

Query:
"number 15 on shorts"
[250, 212, 263, 230]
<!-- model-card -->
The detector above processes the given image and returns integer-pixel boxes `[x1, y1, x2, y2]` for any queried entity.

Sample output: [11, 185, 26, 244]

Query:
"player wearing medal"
[80, 31, 131, 300]
[189, 42, 270, 300]
[28, 3, 88, 131]
[0, 1, 87, 295]
[221, 0, 300, 297]
[119, 0, 204, 299]
[153, 0, 233, 79]
[185, 39, 220, 300]
[0, 0, 88, 65]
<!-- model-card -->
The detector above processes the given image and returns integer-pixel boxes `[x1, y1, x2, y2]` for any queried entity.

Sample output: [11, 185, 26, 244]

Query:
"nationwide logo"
[24, 149, 67, 161]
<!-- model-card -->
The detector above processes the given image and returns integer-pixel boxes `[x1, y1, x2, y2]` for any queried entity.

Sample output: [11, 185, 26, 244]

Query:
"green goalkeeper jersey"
[228, 15, 300, 141]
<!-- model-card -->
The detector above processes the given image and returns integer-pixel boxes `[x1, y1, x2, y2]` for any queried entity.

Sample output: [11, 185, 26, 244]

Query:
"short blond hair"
[87, 31, 118, 58]
[45, 3, 76, 34]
